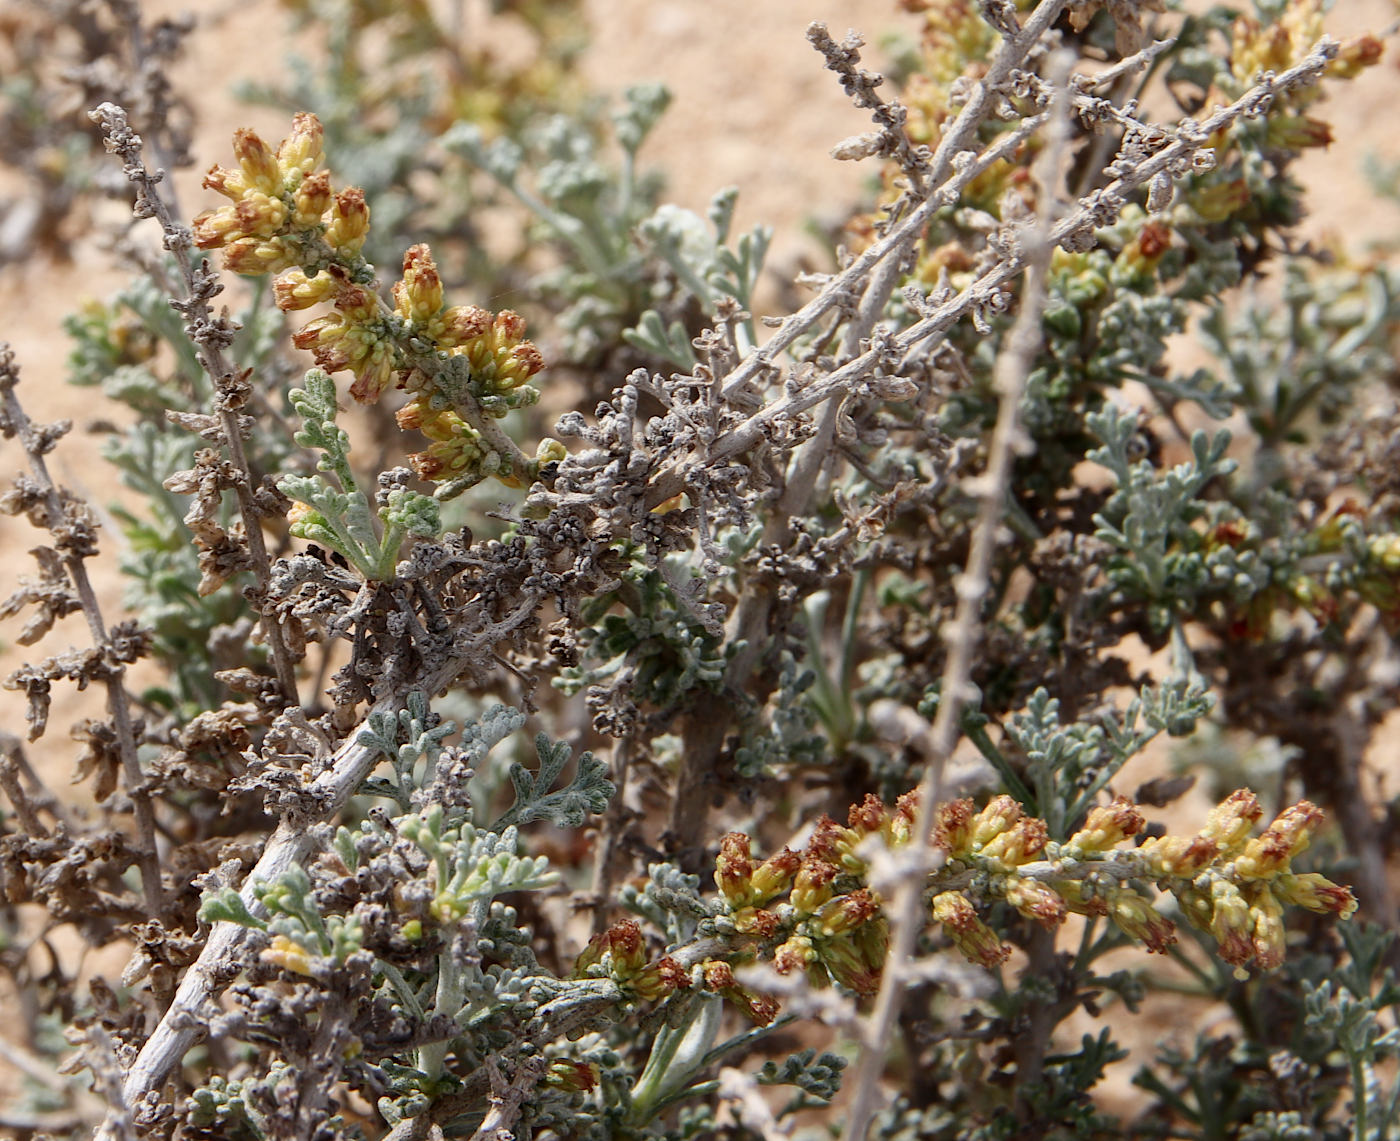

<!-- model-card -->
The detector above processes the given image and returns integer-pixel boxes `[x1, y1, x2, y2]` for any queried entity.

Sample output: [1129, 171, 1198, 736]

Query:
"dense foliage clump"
[0, 2, 1396, 1140]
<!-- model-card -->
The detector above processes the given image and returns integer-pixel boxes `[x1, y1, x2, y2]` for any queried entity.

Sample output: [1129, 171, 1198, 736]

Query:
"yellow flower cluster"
[934, 789, 1355, 975]
[715, 793, 919, 998]
[194, 113, 366, 275]
[195, 115, 555, 490]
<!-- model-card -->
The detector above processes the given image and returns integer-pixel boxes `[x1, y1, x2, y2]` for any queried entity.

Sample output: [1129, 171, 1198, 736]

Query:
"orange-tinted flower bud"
[1004, 876, 1068, 929]
[191, 205, 243, 248]
[1068, 798, 1145, 854]
[889, 790, 919, 845]
[1141, 832, 1219, 879]
[1234, 800, 1323, 880]
[751, 847, 801, 904]
[221, 236, 300, 276]
[633, 955, 689, 1002]
[979, 816, 1047, 868]
[395, 244, 445, 324]
[1106, 889, 1177, 954]
[716, 832, 755, 907]
[1330, 34, 1383, 79]
[437, 304, 494, 348]
[930, 891, 1011, 968]
[807, 815, 865, 874]
[935, 798, 975, 857]
[970, 795, 1023, 848]
[1273, 872, 1358, 918]
[349, 346, 396, 404]
[278, 111, 325, 182]
[791, 857, 838, 915]
[848, 794, 888, 838]
[494, 309, 528, 342]
[274, 269, 338, 312]
[326, 187, 369, 254]
[732, 906, 781, 938]
[235, 191, 284, 241]
[1053, 877, 1108, 916]
[702, 959, 736, 990]
[233, 127, 282, 196]
[773, 934, 817, 975]
[814, 888, 882, 938]
[1208, 878, 1255, 967]
[293, 169, 333, 228]
[202, 163, 247, 201]
[545, 1061, 599, 1093]
[819, 933, 881, 996]
[1202, 790, 1263, 854]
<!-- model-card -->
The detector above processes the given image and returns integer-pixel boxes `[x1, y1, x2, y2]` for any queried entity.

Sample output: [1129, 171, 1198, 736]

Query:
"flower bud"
[1273, 872, 1358, 918]
[632, 955, 689, 1002]
[1068, 798, 1145, 854]
[819, 933, 881, 996]
[790, 857, 838, 915]
[750, 847, 801, 904]
[930, 891, 1010, 968]
[731, 906, 781, 938]
[847, 794, 888, 838]
[326, 187, 369, 254]
[545, 1061, 598, 1093]
[807, 816, 865, 874]
[232, 127, 282, 196]
[979, 816, 1047, 869]
[262, 933, 316, 977]
[1189, 179, 1250, 224]
[1201, 789, 1263, 854]
[292, 169, 333, 228]
[715, 832, 755, 907]
[395, 244, 445, 324]
[814, 888, 881, 938]
[1208, 878, 1255, 967]
[1106, 889, 1176, 954]
[773, 934, 817, 976]
[889, 790, 919, 846]
[1140, 832, 1218, 879]
[1003, 875, 1068, 929]
[1052, 878, 1108, 916]
[274, 269, 338, 312]
[277, 111, 325, 181]
[935, 798, 975, 857]
[438, 304, 494, 347]
[1233, 801, 1323, 880]
[221, 236, 300, 276]
[1330, 34, 1383, 79]
[970, 795, 1022, 848]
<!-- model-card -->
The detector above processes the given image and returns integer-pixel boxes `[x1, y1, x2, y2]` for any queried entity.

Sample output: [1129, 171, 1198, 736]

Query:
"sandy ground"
[0, 0, 1397, 1125]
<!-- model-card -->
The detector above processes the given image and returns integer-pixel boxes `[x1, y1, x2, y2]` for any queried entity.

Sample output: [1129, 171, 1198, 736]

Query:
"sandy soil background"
[0, 0, 1397, 1124]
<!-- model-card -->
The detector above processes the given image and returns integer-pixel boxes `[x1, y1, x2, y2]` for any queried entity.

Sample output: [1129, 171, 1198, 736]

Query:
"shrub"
[0, 1, 1395, 1140]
